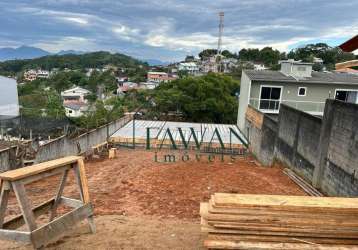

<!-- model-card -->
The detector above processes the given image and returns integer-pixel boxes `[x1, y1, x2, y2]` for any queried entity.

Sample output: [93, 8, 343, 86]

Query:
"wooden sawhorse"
[0, 156, 95, 249]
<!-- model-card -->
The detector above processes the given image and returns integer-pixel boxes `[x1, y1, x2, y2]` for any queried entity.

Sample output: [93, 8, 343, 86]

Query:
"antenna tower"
[217, 12, 224, 56]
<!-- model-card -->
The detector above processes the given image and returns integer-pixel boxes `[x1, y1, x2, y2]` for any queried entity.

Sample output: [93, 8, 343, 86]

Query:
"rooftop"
[244, 70, 358, 85]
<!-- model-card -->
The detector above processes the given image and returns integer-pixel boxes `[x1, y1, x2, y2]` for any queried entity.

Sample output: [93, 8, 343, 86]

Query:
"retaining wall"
[0, 115, 132, 171]
[244, 100, 358, 197]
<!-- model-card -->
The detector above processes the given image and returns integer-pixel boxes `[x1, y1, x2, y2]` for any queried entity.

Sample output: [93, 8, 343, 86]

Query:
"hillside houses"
[23, 69, 50, 81]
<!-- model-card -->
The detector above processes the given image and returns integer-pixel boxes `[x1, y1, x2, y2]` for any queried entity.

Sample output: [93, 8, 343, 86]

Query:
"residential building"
[23, 70, 37, 81]
[36, 70, 50, 78]
[64, 103, 88, 118]
[201, 56, 219, 73]
[139, 82, 158, 90]
[61, 86, 91, 104]
[178, 62, 200, 75]
[0, 76, 19, 119]
[23, 69, 49, 81]
[253, 63, 268, 71]
[237, 59, 358, 131]
[221, 58, 238, 73]
[147, 72, 177, 83]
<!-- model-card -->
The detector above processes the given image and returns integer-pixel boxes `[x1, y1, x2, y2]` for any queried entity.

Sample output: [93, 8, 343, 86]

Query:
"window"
[259, 86, 282, 111]
[298, 87, 307, 97]
[335, 90, 358, 104]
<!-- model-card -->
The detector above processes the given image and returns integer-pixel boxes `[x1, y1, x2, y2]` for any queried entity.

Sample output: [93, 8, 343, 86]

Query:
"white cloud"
[61, 17, 89, 25]
[34, 36, 96, 52]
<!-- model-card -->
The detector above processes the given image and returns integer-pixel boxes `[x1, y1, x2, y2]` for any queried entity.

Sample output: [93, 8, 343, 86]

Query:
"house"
[253, 63, 268, 71]
[139, 82, 158, 90]
[64, 103, 88, 118]
[237, 59, 358, 131]
[61, 87, 91, 104]
[201, 56, 219, 73]
[23, 69, 49, 81]
[23, 70, 37, 81]
[147, 72, 177, 83]
[36, 70, 50, 79]
[178, 62, 200, 75]
[0, 76, 19, 119]
[221, 58, 239, 73]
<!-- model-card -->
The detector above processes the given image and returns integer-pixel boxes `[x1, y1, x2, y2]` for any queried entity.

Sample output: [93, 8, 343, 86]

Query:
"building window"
[298, 87, 307, 96]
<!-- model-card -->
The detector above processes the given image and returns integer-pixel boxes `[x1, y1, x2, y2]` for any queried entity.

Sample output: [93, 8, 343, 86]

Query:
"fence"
[0, 115, 132, 171]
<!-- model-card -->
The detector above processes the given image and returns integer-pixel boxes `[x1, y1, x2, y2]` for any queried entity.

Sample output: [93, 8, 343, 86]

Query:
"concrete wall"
[237, 71, 252, 131]
[245, 100, 358, 197]
[0, 115, 132, 171]
[275, 105, 322, 181]
[244, 105, 277, 166]
[314, 101, 358, 196]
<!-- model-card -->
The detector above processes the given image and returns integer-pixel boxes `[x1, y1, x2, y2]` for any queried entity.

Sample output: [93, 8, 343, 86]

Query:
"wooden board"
[213, 193, 358, 212]
[204, 240, 358, 250]
[207, 234, 358, 245]
[30, 203, 93, 249]
[0, 156, 82, 181]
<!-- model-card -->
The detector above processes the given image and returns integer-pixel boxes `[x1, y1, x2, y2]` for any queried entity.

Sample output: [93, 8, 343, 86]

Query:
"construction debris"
[200, 193, 358, 249]
[283, 168, 323, 197]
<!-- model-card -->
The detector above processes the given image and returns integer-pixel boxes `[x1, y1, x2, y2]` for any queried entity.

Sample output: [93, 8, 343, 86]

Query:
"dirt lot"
[1, 149, 306, 249]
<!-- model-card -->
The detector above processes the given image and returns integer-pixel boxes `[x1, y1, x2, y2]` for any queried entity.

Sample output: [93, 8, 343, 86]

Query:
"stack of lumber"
[200, 193, 358, 250]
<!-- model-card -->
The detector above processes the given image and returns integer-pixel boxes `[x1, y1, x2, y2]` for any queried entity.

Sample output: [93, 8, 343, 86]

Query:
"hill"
[0, 51, 148, 76]
[0, 46, 50, 61]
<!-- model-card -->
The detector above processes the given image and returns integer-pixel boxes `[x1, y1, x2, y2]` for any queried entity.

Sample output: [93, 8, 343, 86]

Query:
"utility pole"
[217, 12, 224, 73]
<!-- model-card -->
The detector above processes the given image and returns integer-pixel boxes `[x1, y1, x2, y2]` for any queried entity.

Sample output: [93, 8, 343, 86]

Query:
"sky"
[0, 0, 357, 61]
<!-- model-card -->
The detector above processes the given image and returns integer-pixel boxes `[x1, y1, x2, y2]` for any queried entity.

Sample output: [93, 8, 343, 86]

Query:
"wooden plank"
[76, 159, 90, 204]
[202, 224, 358, 238]
[49, 170, 69, 221]
[0, 156, 81, 181]
[207, 234, 358, 245]
[60, 197, 83, 208]
[213, 193, 358, 212]
[0, 182, 10, 228]
[0, 229, 30, 243]
[11, 181, 37, 231]
[21, 165, 71, 185]
[3, 198, 54, 230]
[204, 240, 358, 250]
[207, 199, 358, 218]
[30, 203, 94, 249]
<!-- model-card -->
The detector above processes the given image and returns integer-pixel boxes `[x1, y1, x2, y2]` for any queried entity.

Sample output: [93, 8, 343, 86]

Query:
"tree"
[152, 73, 240, 123]
[199, 49, 218, 60]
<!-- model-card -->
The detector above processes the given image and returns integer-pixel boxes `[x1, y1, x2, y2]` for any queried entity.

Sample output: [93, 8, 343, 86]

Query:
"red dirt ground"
[1, 149, 307, 249]
[4, 149, 305, 221]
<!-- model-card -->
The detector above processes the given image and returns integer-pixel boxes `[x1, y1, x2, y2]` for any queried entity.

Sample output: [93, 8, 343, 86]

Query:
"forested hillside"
[0, 51, 148, 76]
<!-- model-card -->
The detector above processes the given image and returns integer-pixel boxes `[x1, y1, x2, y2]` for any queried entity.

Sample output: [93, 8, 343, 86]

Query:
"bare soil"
[1, 149, 306, 249]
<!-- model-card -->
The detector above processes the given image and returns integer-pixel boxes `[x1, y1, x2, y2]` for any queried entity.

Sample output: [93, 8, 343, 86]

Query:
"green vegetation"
[287, 43, 356, 70]
[138, 73, 240, 123]
[0, 51, 148, 77]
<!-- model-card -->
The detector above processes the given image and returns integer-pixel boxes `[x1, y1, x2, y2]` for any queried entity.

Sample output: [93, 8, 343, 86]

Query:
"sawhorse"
[0, 156, 95, 249]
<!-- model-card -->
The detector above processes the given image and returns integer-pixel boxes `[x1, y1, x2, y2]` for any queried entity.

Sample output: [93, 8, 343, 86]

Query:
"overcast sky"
[1, 0, 357, 61]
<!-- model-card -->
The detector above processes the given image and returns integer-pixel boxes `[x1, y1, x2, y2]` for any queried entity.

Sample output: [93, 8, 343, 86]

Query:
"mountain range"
[0, 46, 84, 61]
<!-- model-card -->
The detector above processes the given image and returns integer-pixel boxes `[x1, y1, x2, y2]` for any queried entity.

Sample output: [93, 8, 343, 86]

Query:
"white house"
[253, 63, 268, 71]
[0, 76, 19, 119]
[61, 87, 91, 103]
[64, 103, 88, 118]
[178, 62, 200, 75]
[23, 69, 49, 81]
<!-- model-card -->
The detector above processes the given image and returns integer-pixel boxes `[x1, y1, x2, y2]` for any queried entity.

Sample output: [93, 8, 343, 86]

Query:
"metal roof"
[244, 70, 358, 85]
[111, 120, 247, 145]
